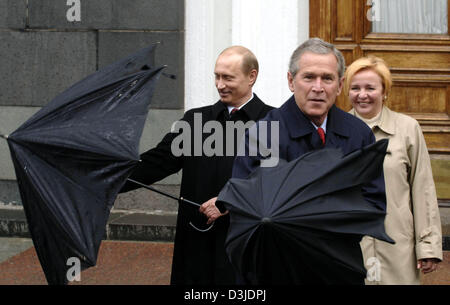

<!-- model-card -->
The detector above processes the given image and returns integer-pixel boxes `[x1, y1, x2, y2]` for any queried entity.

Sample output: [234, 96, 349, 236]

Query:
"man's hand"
[417, 258, 440, 274]
[199, 197, 229, 224]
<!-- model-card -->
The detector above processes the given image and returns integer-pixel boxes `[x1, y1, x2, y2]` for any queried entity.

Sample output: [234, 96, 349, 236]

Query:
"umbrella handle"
[126, 178, 202, 208]
[189, 221, 215, 232]
[126, 179, 213, 232]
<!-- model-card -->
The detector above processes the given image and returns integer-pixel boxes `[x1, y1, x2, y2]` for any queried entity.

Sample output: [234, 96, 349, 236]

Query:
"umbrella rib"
[21, 141, 128, 209]
[271, 160, 375, 218]
[40, 76, 139, 122]
[17, 156, 97, 262]
[269, 150, 352, 214]
[275, 209, 386, 234]
[266, 158, 312, 215]
[230, 185, 262, 218]
[17, 71, 150, 132]
[11, 132, 139, 162]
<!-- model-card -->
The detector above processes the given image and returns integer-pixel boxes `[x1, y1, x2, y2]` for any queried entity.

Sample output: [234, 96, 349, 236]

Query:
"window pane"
[371, 0, 448, 34]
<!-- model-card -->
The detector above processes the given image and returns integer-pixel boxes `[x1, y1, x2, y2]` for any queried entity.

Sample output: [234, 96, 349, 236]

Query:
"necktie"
[317, 127, 325, 145]
[230, 108, 239, 115]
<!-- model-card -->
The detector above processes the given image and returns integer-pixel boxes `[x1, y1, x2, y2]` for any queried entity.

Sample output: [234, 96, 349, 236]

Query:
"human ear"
[248, 69, 258, 86]
[287, 72, 295, 92]
[336, 76, 344, 95]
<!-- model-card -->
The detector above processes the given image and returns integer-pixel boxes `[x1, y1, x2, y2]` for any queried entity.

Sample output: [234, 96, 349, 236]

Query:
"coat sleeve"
[119, 114, 187, 192]
[407, 120, 443, 261]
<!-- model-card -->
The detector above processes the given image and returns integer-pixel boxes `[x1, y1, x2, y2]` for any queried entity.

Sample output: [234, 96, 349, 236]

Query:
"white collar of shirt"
[227, 92, 254, 114]
[355, 109, 382, 130]
[310, 116, 327, 133]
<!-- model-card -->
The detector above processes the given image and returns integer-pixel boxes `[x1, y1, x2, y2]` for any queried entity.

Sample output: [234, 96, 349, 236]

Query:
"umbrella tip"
[0, 134, 8, 140]
[261, 217, 271, 223]
[162, 70, 177, 80]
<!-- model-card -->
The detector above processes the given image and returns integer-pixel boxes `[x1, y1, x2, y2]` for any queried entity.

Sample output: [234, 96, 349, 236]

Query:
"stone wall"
[0, 0, 183, 212]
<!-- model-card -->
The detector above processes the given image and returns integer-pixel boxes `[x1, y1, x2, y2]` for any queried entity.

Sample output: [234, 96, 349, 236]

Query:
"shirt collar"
[282, 96, 347, 139]
[227, 93, 254, 114]
[310, 116, 328, 133]
[211, 93, 265, 121]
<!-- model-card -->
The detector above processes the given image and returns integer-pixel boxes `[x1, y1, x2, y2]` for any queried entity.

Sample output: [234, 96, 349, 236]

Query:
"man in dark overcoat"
[232, 38, 387, 284]
[120, 46, 273, 284]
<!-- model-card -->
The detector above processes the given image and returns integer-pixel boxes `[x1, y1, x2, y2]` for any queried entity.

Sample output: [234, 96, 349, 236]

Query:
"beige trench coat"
[349, 106, 442, 284]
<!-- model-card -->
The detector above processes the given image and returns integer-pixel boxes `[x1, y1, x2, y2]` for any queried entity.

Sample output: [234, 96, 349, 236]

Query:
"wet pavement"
[0, 237, 448, 285]
[0, 237, 173, 285]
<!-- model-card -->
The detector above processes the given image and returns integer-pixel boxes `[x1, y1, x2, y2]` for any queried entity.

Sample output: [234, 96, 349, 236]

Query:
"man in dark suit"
[232, 38, 386, 284]
[120, 46, 273, 284]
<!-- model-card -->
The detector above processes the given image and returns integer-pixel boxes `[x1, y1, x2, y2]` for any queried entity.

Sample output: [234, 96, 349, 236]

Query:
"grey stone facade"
[0, 0, 184, 213]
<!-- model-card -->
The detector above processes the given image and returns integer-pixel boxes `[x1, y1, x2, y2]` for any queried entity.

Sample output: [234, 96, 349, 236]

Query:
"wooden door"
[310, 0, 450, 205]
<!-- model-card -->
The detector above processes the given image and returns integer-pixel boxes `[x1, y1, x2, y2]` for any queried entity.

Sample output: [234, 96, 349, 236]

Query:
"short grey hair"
[288, 38, 346, 78]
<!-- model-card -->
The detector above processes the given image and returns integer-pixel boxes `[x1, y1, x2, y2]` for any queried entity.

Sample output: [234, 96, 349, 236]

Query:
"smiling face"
[348, 69, 384, 119]
[287, 52, 343, 126]
[214, 52, 257, 108]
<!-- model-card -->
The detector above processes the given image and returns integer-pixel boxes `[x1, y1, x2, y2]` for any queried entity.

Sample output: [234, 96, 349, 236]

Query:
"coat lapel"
[325, 105, 350, 148]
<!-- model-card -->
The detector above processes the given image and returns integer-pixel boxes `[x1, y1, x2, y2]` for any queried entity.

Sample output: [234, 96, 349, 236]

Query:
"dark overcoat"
[232, 95, 387, 284]
[121, 94, 273, 284]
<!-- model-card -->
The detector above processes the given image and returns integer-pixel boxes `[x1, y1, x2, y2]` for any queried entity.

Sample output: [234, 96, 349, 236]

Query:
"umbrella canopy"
[5, 44, 165, 285]
[218, 139, 394, 284]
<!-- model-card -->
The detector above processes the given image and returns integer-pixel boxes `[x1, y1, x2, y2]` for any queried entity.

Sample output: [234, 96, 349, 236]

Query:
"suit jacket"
[121, 94, 274, 284]
[232, 95, 387, 284]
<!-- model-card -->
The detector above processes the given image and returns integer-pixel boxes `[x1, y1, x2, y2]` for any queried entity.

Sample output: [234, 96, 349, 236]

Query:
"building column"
[185, 0, 309, 110]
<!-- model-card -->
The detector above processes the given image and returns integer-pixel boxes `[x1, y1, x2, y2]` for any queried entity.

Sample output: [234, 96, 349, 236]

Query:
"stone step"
[0, 208, 177, 242]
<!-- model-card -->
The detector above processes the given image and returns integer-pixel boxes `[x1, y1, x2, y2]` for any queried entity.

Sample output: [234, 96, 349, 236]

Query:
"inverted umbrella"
[2, 44, 166, 285]
[218, 139, 394, 284]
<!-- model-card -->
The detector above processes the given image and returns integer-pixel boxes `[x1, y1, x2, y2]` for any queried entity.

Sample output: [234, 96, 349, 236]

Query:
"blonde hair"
[344, 56, 392, 99]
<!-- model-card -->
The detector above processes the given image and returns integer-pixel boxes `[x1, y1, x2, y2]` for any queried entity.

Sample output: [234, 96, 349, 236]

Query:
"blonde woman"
[345, 56, 442, 284]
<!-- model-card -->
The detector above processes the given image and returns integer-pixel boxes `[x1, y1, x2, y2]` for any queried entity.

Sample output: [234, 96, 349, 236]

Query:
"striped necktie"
[317, 127, 325, 145]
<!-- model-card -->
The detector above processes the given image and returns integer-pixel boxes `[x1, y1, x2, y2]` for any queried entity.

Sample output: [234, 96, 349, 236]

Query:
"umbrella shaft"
[126, 178, 200, 208]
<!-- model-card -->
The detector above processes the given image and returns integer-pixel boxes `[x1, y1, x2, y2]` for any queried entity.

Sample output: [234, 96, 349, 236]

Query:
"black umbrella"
[218, 139, 394, 284]
[2, 44, 169, 285]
